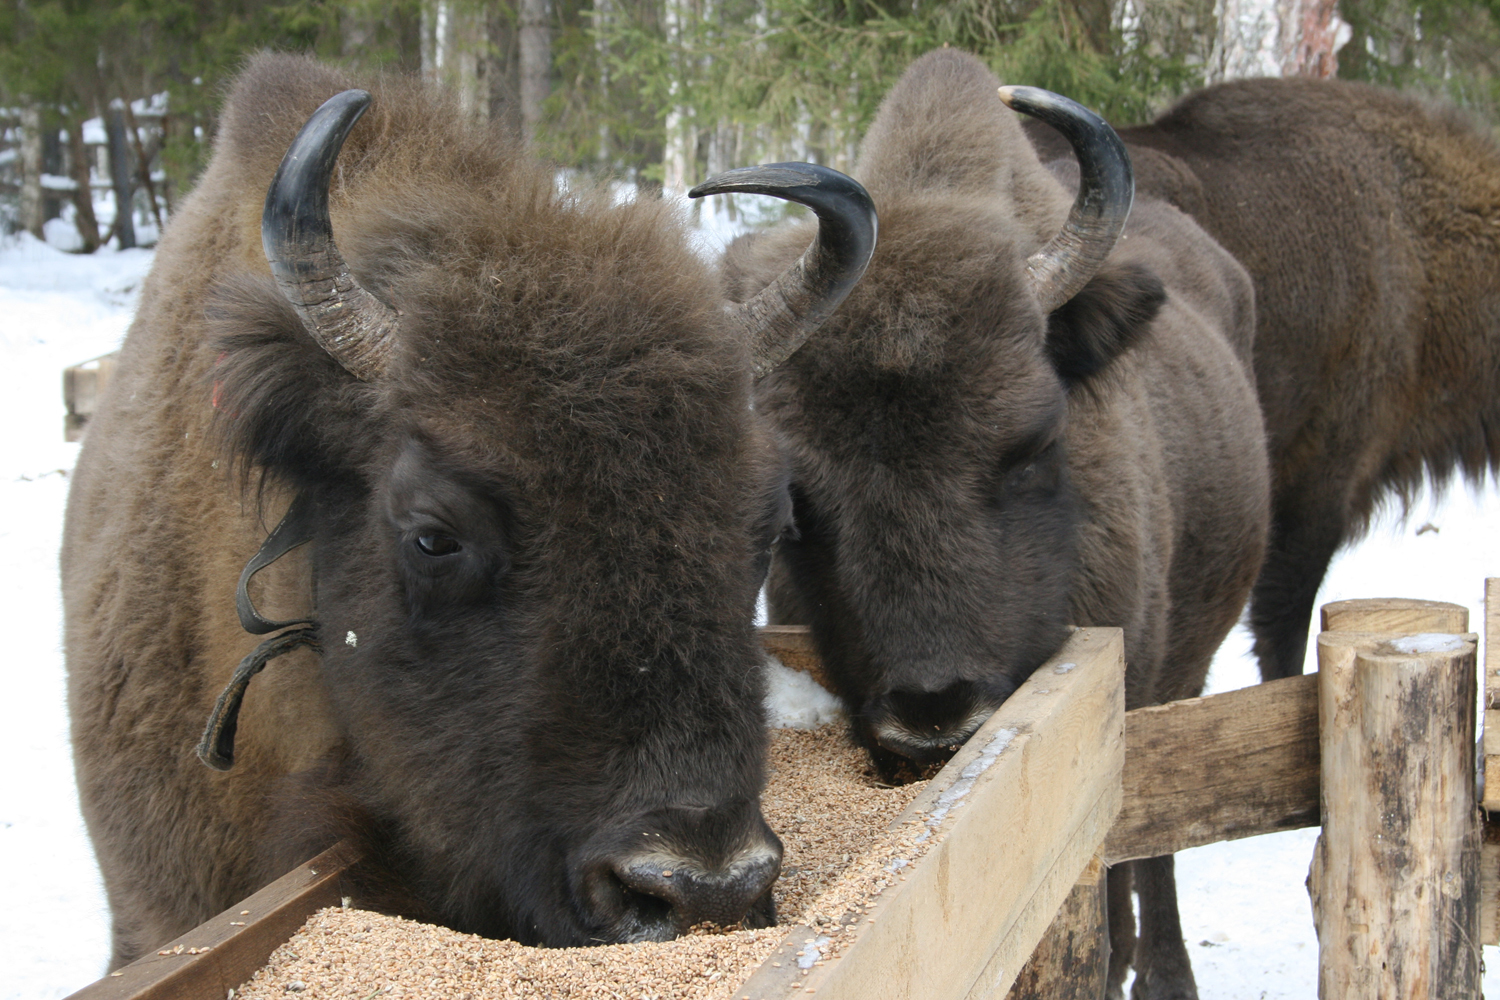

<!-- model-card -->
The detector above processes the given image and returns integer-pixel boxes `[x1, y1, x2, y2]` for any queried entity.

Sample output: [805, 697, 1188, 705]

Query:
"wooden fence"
[66, 586, 1498, 999]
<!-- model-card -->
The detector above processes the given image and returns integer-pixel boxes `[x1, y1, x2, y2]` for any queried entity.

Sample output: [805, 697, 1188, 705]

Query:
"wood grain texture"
[65, 842, 359, 1000]
[1484, 581, 1500, 813]
[1311, 631, 1482, 999]
[742, 628, 1126, 1000]
[998, 857, 1108, 1000]
[1320, 597, 1467, 635]
[1102, 673, 1319, 864]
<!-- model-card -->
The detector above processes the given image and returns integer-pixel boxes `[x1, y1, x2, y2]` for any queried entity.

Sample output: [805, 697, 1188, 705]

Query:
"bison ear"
[1044, 260, 1165, 383]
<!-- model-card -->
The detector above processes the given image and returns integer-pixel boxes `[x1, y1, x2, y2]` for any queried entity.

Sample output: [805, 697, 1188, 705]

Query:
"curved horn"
[263, 89, 399, 381]
[997, 86, 1133, 314]
[689, 164, 877, 379]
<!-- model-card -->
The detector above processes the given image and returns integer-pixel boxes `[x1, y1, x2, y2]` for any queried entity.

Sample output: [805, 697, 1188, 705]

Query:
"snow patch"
[763, 658, 843, 729]
[1388, 633, 1467, 654]
[917, 726, 1019, 837]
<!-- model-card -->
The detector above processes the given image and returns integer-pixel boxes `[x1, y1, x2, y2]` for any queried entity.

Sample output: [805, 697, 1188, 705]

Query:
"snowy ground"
[3, 231, 1499, 998]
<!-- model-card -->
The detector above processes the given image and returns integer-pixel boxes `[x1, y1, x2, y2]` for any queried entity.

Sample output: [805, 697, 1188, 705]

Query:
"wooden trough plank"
[65, 841, 359, 1000]
[1101, 672, 1320, 864]
[758, 628, 1125, 1000]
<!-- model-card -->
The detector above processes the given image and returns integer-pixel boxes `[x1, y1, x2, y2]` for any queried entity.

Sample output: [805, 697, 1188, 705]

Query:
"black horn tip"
[690, 162, 878, 281]
[262, 89, 374, 258]
[996, 85, 1132, 207]
[689, 164, 875, 235]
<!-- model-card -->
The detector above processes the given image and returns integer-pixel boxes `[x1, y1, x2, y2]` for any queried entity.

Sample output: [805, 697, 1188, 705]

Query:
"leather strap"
[236, 492, 318, 635]
[197, 626, 321, 771]
[198, 491, 323, 771]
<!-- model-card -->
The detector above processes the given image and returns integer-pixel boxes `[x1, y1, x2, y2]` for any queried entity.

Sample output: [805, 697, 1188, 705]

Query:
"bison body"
[720, 50, 1268, 997]
[62, 54, 859, 966]
[1030, 77, 1500, 679]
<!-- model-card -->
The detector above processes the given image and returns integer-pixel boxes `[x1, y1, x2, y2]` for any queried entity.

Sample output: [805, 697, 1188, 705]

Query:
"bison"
[706, 50, 1268, 998]
[61, 53, 876, 967]
[1026, 76, 1500, 681]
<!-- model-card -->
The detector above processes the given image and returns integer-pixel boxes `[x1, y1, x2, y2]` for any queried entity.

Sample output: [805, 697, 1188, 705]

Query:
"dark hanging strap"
[199, 491, 323, 771]
[237, 491, 318, 635]
[197, 625, 321, 771]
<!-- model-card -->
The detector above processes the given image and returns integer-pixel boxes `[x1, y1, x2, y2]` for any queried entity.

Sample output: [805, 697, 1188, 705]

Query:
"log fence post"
[1311, 599, 1481, 999]
[1003, 856, 1108, 999]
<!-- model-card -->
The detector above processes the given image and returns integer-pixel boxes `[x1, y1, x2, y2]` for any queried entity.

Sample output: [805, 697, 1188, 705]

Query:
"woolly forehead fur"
[212, 54, 760, 515]
[722, 51, 1077, 461]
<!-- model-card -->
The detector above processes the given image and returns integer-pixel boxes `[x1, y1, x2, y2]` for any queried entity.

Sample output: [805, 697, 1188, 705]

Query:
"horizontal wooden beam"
[1102, 672, 1320, 863]
[66, 841, 359, 1000]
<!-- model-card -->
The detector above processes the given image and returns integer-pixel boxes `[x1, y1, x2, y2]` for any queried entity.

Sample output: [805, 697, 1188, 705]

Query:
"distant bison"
[1027, 77, 1500, 680]
[709, 50, 1267, 998]
[62, 54, 874, 967]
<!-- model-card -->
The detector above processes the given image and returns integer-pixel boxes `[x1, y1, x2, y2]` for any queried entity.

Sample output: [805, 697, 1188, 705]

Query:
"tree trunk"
[41, 112, 64, 225]
[1209, 0, 1349, 81]
[518, 0, 551, 144]
[422, 1, 490, 120]
[486, 6, 522, 140]
[19, 106, 45, 239]
[105, 105, 136, 249]
[66, 119, 102, 253]
[121, 100, 164, 236]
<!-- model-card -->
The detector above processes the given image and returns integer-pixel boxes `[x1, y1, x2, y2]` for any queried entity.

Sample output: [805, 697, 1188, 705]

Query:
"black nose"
[578, 803, 783, 941]
[858, 679, 1007, 772]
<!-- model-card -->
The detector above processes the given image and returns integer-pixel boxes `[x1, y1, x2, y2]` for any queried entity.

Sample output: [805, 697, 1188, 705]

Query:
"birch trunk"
[18, 106, 44, 239]
[1208, 0, 1349, 80]
[519, 0, 552, 145]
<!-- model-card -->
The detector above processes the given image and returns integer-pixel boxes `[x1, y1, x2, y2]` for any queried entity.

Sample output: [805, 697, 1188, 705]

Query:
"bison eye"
[415, 533, 462, 557]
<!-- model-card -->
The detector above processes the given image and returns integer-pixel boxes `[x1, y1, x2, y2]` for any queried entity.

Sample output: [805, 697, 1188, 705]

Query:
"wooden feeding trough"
[63, 584, 1500, 999]
[67, 627, 1127, 1000]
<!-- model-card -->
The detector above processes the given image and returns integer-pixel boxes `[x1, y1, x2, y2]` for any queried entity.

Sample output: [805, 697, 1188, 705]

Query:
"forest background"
[3, 0, 1500, 245]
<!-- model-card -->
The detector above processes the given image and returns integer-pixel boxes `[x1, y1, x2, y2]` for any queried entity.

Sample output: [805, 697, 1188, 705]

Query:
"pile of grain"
[234, 727, 932, 1000]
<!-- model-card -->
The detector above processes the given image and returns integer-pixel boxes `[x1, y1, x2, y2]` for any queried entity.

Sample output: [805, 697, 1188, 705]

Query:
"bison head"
[723, 53, 1163, 779]
[205, 88, 874, 944]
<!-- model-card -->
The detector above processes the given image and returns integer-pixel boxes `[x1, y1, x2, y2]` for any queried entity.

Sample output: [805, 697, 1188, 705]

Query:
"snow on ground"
[3, 231, 1499, 998]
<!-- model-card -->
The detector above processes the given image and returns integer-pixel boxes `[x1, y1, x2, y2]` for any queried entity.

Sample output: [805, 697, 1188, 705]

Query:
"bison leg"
[1248, 508, 1346, 681]
[1129, 854, 1198, 1000]
[1105, 863, 1136, 1000]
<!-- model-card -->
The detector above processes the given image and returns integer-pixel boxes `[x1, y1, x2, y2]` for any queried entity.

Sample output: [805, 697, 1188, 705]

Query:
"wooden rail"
[67, 841, 359, 1000]
[70, 596, 1500, 999]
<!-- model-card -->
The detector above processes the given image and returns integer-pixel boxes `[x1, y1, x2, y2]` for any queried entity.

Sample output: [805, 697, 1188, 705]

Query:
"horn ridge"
[262, 88, 399, 381]
[690, 163, 877, 378]
[997, 85, 1134, 314]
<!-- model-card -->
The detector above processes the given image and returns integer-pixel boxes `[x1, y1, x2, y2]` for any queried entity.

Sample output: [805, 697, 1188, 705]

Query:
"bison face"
[750, 203, 1163, 779]
[207, 218, 799, 944]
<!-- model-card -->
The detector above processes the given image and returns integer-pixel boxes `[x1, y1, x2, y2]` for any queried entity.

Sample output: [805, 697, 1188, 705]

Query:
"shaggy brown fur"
[1028, 77, 1500, 680]
[721, 50, 1269, 999]
[63, 54, 791, 966]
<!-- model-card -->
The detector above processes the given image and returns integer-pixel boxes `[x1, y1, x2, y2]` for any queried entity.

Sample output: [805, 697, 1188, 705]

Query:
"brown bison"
[1027, 76, 1500, 681]
[706, 50, 1268, 998]
[61, 53, 875, 967]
